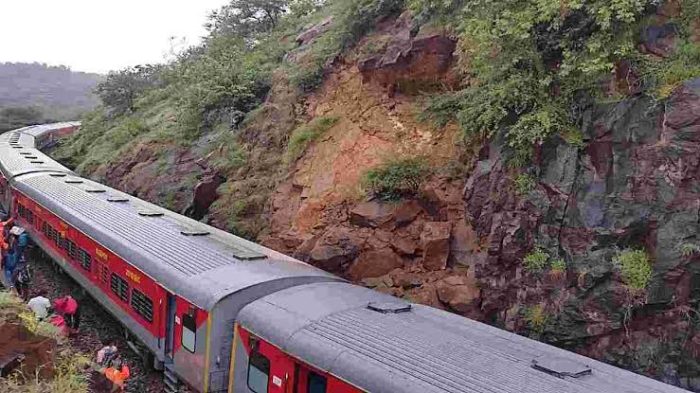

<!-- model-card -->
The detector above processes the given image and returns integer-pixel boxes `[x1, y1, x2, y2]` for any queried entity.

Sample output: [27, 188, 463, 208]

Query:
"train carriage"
[0, 123, 691, 393]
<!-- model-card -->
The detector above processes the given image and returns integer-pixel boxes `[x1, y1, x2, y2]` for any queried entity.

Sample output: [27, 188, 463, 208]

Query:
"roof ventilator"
[137, 210, 164, 217]
[531, 357, 592, 379]
[367, 302, 412, 314]
[180, 229, 210, 236]
[229, 245, 267, 261]
[107, 196, 129, 203]
[30, 161, 44, 164]
[25, 156, 38, 159]
[65, 179, 84, 184]
[49, 173, 67, 177]
[19, 152, 32, 156]
[85, 188, 106, 193]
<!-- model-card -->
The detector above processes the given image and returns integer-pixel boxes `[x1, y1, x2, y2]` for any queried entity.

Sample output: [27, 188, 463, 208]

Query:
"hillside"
[52, 0, 700, 390]
[0, 62, 101, 131]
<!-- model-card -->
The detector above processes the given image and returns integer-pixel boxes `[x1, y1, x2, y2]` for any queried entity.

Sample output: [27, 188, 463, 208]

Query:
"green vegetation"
[523, 247, 549, 271]
[0, 292, 90, 393]
[550, 258, 567, 274]
[680, 242, 700, 257]
[362, 157, 430, 200]
[0, 62, 100, 132]
[416, 0, 700, 164]
[514, 173, 536, 195]
[525, 304, 548, 334]
[613, 249, 653, 290]
[289, 0, 406, 91]
[286, 116, 339, 162]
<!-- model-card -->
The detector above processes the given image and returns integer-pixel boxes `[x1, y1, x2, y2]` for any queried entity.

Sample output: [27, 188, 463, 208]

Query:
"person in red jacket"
[53, 295, 80, 333]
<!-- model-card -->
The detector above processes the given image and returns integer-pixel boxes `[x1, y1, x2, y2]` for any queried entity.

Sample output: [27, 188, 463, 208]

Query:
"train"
[0, 123, 689, 393]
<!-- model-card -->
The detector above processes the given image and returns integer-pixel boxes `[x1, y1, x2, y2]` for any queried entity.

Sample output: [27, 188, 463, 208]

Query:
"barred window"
[57, 235, 67, 250]
[17, 204, 34, 224]
[67, 240, 78, 260]
[99, 263, 109, 285]
[131, 289, 153, 323]
[110, 273, 129, 302]
[42, 222, 49, 236]
[77, 249, 92, 271]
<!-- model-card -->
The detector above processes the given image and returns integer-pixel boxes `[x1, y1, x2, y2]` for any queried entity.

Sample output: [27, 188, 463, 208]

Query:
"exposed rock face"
[358, 13, 458, 93]
[463, 78, 700, 389]
[420, 221, 451, 270]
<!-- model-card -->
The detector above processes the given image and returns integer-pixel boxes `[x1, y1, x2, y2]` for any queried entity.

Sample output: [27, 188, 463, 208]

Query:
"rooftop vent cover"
[137, 210, 164, 217]
[531, 357, 592, 379]
[49, 173, 67, 177]
[229, 245, 266, 261]
[181, 229, 210, 236]
[107, 196, 129, 203]
[65, 179, 84, 184]
[367, 302, 412, 314]
[30, 161, 44, 164]
[25, 156, 38, 159]
[85, 188, 106, 193]
[19, 152, 32, 156]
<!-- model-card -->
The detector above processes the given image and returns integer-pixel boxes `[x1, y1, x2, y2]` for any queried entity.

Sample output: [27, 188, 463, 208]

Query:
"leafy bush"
[286, 116, 339, 162]
[514, 173, 536, 195]
[613, 249, 653, 290]
[525, 304, 548, 334]
[362, 157, 430, 200]
[416, 0, 659, 163]
[523, 247, 549, 271]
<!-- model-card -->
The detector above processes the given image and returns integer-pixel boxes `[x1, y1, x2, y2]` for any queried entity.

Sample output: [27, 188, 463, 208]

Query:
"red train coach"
[0, 124, 692, 393]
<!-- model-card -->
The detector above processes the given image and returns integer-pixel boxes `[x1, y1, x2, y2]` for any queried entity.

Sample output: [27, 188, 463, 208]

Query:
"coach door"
[294, 364, 327, 393]
[164, 293, 176, 360]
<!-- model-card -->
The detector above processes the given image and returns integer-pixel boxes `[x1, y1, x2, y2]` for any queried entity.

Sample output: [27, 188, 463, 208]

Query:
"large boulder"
[420, 222, 452, 270]
[436, 274, 481, 315]
[348, 249, 404, 280]
[350, 201, 396, 228]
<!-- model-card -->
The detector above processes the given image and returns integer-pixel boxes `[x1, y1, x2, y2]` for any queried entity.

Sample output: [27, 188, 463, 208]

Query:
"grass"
[286, 116, 339, 163]
[361, 157, 430, 201]
[550, 258, 567, 275]
[523, 247, 549, 271]
[613, 249, 653, 290]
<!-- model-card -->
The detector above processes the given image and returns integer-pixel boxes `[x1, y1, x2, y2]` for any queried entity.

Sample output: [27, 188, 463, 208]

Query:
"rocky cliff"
[53, 2, 700, 390]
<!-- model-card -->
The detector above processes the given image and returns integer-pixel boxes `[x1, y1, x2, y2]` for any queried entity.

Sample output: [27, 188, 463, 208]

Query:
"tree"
[0, 106, 45, 132]
[206, 0, 289, 42]
[94, 65, 161, 116]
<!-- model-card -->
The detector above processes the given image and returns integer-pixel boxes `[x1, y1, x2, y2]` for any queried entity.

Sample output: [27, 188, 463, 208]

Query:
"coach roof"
[239, 282, 688, 393]
[14, 173, 338, 309]
[0, 144, 72, 179]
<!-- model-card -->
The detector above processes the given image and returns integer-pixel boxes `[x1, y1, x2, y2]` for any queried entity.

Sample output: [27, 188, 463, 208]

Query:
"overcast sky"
[0, 0, 231, 74]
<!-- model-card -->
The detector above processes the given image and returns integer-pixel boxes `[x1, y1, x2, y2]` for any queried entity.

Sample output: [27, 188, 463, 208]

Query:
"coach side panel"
[12, 189, 166, 352]
[230, 325, 362, 393]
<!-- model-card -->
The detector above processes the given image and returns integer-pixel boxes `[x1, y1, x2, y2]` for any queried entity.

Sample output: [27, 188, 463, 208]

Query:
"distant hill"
[0, 62, 102, 131]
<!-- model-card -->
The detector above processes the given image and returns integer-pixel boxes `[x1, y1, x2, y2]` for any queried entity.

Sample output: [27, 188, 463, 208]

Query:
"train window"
[110, 273, 129, 302]
[307, 371, 327, 393]
[100, 264, 109, 285]
[181, 313, 197, 353]
[247, 352, 270, 393]
[67, 241, 78, 260]
[78, 249, 92, 271]
[131, 289, 153, 323]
